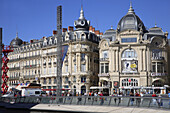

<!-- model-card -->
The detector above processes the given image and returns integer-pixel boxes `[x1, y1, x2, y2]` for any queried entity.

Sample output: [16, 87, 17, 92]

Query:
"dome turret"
[10, 32, 23, 47]
[117, 2, 146, 33]
[74, 6, 90, 31]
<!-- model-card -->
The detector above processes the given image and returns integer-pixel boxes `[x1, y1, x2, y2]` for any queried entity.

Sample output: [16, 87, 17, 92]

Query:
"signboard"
[114, 81, 119, 88]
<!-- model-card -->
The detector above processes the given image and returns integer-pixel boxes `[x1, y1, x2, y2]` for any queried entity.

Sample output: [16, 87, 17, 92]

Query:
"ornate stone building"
[98, 4, 169, 94]
[8, 7, 101, 95]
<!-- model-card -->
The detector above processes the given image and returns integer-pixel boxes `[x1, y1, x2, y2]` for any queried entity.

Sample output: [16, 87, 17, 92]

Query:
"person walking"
[152, 93, 157, 105]
[130, 92, 134, 106]
[99, 91, 104, 105]
[168, 91, 170, 106]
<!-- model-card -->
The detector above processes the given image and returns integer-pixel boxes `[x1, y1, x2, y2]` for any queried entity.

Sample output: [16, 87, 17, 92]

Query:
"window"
[152, 49, 163, 60]
[105, 63, 109, 73]
[65, 77, 68, 83]
[121, 38, 137, 43]
[54, 78, 57, 84]
[81, 34, 86, 39]
[100, 63, 109, 73]
[81, 76, 86, 83]
[49, 78, 51, 84]
[81, 53, 85, 61]
[81, 64, 86, 72]
[122, 49, 137, 58]
[122, 78, 138, 86]
[73, 76, 76, 82]
[152, 62, 164, 74]
[43, 78, 46, 84]
[74, 64, 76, 72]
[43, 68, 46, 74]
[152, 63, 156, 72]
[49, 67, 52, 74]
[102, 50, 108, 58]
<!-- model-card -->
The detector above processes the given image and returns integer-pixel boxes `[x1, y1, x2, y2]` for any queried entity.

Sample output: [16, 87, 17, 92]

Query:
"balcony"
[46, 52, 57, 56]
[98, 73, 110, 77]
[152, 57, 164, 60]
[9, 76, 19, 80]
[23, 75, 35, 79]
[24, 65, 36, 69]
[151, 73, 167, 76]
[9, 58, 20, 62]
[9, 67, 20, 71]
[100, 58, 109, 62]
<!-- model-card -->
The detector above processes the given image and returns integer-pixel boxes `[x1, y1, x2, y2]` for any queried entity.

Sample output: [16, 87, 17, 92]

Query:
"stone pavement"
[31, 104, 170, 113]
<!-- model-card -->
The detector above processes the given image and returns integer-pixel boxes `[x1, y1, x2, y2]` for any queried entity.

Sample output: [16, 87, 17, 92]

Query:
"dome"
[10, 33, 23, 47]
[74, 6, 90, 31]
[117, 3, 146, 33]
[148, 24, 164, 34]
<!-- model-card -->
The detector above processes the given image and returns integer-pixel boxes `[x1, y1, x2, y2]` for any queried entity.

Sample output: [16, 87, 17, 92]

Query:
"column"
[85, 54, 88, 71]
[147, 48, 150, 72]
[109, 49, 112, 72]
[140, 49, 143, 71]
[115, 50, 118, 72]
[143, 49, 146, 71]
[113, 50, 116, 72]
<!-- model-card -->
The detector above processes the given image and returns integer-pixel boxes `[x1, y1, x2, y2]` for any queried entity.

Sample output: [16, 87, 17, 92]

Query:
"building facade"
[8, 7, 101, 95]
[98, 4, 169, 94]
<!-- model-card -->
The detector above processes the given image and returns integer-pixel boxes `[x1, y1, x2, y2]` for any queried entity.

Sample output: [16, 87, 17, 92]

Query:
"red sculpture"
[1, 45, 13, 94]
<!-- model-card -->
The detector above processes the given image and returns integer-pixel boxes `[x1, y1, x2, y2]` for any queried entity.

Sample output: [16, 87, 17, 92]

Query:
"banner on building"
[114, 81, 119, 88]
[62, 45, 69, 65]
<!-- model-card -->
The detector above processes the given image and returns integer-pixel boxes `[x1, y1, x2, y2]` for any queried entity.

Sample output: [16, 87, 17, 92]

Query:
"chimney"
[92, 27, 95, 32]
[53, 30, 58, 35]
[89, 26, 93, 32]
[30, 40, 33, 43]
[62, 28, 67, 32]
[68, 26, 74, 32]
[95, 30, 100, 35]
[100, 32, 103, 35]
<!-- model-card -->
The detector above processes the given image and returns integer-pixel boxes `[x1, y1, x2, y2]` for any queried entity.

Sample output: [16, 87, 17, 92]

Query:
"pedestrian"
[130, 92, 134, 106]
[152, 93, 157, 105]
[157, 94, 163, 107]
[140, 92, 144, 104]
[168, 91, 170, 105]
[99, 91, 104, 105]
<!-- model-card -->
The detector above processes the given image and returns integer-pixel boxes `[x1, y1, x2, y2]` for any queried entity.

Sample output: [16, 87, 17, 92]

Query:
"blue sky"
[0, 0, 170, 45]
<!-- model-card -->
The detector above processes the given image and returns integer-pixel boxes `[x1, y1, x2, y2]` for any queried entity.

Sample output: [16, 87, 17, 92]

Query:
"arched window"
[122, 78, 138, 87]
[122, 49, 137, 58]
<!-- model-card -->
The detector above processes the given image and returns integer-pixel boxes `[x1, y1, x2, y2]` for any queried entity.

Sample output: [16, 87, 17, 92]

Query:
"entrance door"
[81, 85, 86, 95]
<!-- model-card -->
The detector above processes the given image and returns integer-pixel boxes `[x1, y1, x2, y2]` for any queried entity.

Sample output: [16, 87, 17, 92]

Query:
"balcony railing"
[152, 57, 164, 60]
[23, 75, 35, 79]
[98, 73, 110, 77]
[151, 73, 167, 76]
[9, 67, 20, 71]
[9, 76, 19, 80]
[100, 58, 109, 61]
[24, 65, 37, 68]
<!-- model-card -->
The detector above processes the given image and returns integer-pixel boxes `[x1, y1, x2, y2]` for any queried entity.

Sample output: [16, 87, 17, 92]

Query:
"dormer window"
[49, 38, 52, 45]
[81, 34, 86, 39]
